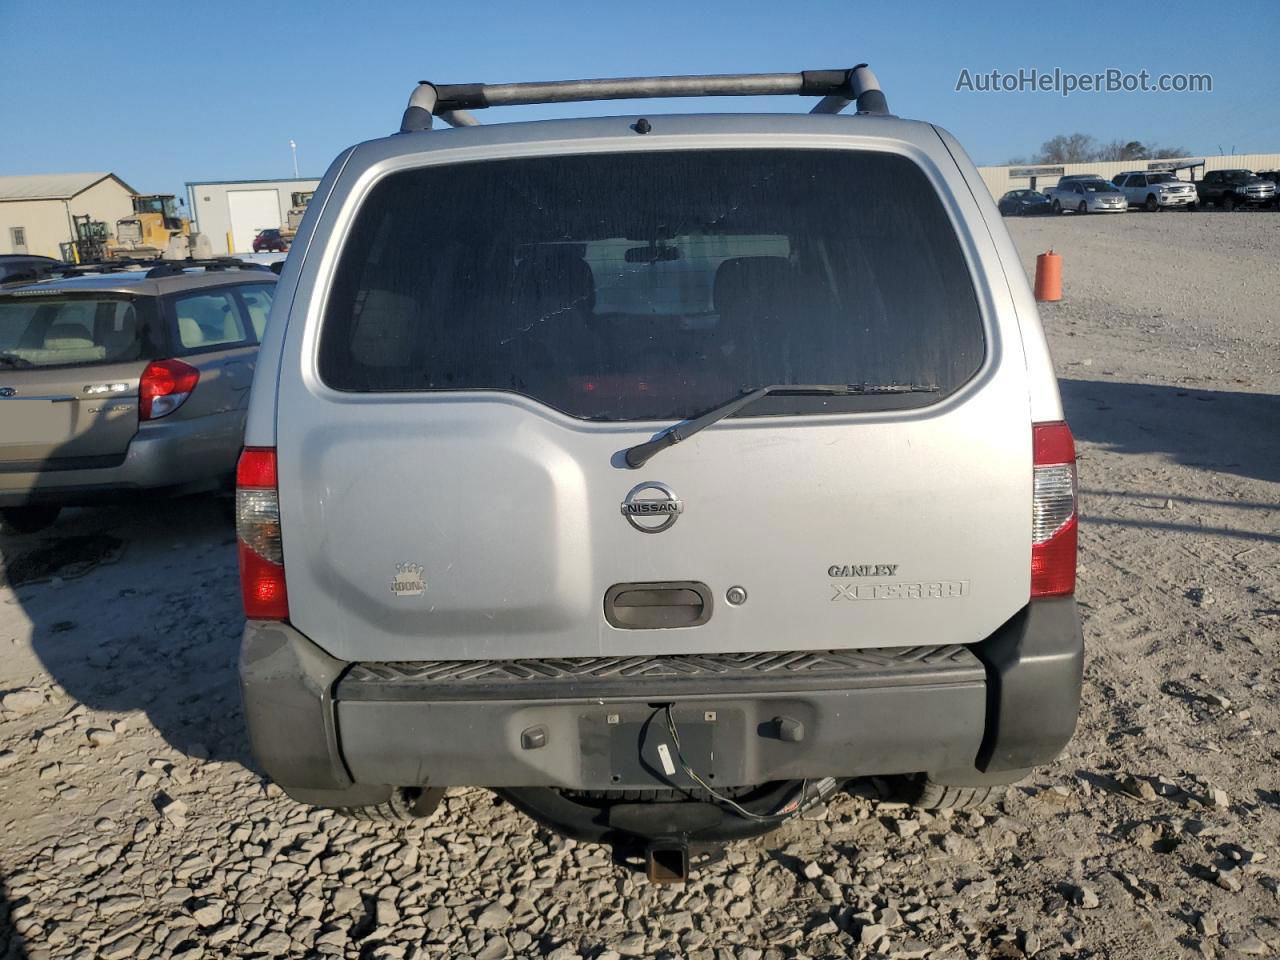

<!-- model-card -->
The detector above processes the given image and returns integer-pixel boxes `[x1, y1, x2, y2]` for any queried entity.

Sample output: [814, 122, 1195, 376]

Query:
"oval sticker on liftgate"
[390, 562, 427, 597]
[830, 581, 969, 601]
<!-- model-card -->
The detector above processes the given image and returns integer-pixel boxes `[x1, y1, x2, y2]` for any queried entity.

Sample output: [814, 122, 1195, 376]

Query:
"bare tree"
[1023, 134, 1192, 165]
[1094, 140, 1127, 162]
[1036, 133, 1097, 163]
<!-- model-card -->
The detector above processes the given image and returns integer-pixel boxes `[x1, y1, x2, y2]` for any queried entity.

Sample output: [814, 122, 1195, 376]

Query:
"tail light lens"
[1032, 421, 1078, 598]
[139, 358, 199, 420]
[237, 448, 289, 620]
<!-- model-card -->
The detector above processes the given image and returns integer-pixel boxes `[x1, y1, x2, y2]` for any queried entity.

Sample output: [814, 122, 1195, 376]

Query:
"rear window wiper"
[624, 382, 939, 468]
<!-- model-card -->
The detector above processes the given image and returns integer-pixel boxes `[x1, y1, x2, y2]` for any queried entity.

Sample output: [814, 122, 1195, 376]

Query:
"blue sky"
[2, 0, 1276, 201]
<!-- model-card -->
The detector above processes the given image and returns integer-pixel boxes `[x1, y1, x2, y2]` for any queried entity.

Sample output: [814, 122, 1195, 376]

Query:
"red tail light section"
[139, 358, 200, 420]
[1031, 421, 1078, 598]
[237, 448, 289, 620]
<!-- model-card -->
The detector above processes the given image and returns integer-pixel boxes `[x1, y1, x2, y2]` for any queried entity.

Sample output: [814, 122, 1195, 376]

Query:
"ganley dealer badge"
[390, 562, 427, 597]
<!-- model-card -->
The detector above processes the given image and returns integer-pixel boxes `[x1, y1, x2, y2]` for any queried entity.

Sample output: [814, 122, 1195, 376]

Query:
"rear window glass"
[237, 284, 275, 340]
[174, 290, 248, 350]
[0, 295, 159, 369]
[319, 149, 985, 421]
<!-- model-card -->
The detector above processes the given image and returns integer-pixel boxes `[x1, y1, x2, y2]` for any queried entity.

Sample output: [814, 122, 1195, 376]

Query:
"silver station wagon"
[0, 261, 276, 533]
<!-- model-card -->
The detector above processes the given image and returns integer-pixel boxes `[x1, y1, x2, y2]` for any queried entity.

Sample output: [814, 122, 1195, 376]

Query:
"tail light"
[1031, 421, 1078, 598]
[237, 448, 289, 620]
[139, 358, 199, 420]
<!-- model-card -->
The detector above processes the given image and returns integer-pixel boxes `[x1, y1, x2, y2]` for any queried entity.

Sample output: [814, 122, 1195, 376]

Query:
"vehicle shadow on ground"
[1060, 378, 1280, 486]
[0, 873, 29, 959]
[1, 497, 255, 771]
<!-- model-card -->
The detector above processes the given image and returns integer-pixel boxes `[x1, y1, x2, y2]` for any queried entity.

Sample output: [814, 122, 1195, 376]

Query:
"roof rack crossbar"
[399, 64, 890, 133]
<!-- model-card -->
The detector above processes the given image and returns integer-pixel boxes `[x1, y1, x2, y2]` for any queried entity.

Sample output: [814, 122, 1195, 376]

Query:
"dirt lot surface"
[1, 211, 1278, 960]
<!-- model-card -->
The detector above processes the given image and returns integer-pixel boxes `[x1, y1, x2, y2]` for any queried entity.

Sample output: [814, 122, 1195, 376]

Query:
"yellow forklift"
[109, 194, 191, 259]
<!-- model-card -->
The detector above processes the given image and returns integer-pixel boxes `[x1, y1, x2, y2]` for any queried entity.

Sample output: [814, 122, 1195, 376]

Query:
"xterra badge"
[390, 562, 427, 597]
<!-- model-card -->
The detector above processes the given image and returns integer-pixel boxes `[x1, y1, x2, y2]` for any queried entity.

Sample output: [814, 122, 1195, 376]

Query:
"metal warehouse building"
[186, 178, 321, 255]
[0, 172, 137, 259]
[977, 152, 1280, 199]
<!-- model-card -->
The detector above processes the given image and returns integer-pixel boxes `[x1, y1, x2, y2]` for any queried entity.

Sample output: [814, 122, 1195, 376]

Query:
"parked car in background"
[1194, 169, 1276, 210]
[252, 229, 289, 253]
[1055, 174, 1109, 185]
[0, 254, 62, 284]
[237, 64, 1083, 875]
[0, 261, 276, 533]
[998, 189, 1055, 216]
[1112, 171, 1198, 211]
[1045, 179, 1128, 214]
[1254, 170, 1280, 196]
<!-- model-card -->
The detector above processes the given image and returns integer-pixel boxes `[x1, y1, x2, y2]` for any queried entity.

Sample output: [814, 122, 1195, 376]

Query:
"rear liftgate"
[392, 63, 895, 882]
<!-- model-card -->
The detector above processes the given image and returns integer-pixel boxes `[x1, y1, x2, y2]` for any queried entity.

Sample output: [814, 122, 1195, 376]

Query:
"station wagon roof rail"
[398, 63, 890, 132]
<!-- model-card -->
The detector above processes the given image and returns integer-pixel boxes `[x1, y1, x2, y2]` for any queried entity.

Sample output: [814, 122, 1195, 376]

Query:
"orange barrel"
[1034, 249, 1062, 302]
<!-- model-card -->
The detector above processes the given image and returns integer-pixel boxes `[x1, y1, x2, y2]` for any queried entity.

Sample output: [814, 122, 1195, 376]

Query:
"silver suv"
[0, 260, 276, 533]
[238, 65, 1083, 880]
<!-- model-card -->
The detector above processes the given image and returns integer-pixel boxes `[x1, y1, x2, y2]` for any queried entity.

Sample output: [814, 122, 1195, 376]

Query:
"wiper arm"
[0, 353, 35, 369]
[624, 382, 938, 469]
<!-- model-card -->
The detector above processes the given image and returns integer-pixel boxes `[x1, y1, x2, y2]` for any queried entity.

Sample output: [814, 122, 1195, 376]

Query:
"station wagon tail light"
[237, 448, 289, 620]
[1031, 421, 1077, 598]
[139, 358, 199, 420]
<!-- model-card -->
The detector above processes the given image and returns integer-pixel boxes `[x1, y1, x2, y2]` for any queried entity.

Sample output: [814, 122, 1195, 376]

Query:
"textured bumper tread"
[337, 645, 984, 702]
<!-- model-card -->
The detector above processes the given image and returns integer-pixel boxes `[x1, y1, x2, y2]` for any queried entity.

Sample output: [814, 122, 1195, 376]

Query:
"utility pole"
[289, 139, 299, 178]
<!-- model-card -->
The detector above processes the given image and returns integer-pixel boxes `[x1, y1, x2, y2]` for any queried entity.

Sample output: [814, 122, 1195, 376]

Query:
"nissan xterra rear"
[237, 64, 1083, 880]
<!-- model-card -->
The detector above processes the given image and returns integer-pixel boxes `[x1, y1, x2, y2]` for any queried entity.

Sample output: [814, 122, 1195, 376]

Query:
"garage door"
[227, 189, 281, 254]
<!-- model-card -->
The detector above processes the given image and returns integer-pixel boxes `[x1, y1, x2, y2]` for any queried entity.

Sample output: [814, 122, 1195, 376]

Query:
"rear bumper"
[240, 598, 1083, 805]
[0, 410, 243, 508]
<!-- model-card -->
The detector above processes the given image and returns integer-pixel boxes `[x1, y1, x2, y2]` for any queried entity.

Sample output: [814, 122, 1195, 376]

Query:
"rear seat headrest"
[512, 246, 596, 317]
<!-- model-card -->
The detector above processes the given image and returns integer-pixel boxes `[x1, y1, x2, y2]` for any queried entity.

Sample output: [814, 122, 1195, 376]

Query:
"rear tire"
[0, 505, 62, 535]
[893, 774, 1013, 811]
[338, 786, 445, 823]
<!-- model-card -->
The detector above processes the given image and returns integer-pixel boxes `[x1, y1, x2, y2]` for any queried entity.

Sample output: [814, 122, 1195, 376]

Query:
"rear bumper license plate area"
[333, 646, 990, 789]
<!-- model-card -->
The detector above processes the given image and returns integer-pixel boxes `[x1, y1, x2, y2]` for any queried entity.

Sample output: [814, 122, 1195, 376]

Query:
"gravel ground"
[1, 210, 1278, 960]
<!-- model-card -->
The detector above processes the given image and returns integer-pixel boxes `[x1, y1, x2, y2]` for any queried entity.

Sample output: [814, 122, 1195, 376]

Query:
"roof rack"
[0, 257, 272, 287]
[144, 257, 270, 278]
[399, 64, 889, 133]
[0, 258, 158, 286]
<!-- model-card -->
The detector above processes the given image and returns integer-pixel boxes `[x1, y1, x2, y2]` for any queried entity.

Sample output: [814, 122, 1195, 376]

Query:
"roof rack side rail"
[398, 64, 890, 132]
[144, 257, 270, 279]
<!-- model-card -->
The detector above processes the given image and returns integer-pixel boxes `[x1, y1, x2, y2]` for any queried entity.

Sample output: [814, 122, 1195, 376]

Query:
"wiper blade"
[624, 382, 938, 469]
[0, 353, 35, 369]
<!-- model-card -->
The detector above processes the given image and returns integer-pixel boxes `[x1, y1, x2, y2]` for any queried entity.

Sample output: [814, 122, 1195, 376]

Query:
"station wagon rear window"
[319, 149, 985, 421]
[0, 294, 159, 370]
